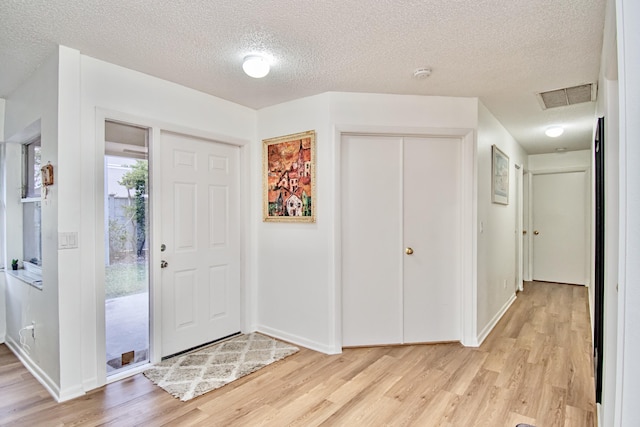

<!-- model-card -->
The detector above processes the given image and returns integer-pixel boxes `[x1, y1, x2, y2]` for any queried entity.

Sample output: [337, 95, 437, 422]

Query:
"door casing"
[332, 126, 477, 351]
[531, 170, 590, 285]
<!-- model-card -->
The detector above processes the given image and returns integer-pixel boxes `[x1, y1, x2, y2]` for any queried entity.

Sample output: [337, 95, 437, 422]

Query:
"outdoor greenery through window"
[106, 157, 148, 299]
[22, 137, 42, 267]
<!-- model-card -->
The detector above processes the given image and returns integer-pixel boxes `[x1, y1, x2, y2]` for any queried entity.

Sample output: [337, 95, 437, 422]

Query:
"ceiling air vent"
[537, 83, 597, 110]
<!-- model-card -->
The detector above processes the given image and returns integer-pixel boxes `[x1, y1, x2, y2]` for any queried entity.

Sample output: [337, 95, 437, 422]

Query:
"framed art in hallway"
[492, 144, 509, 204]
[263, 130, 316, 222]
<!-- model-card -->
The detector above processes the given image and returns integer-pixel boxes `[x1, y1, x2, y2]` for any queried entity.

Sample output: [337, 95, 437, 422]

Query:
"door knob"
[522, 230, 527, 235]
[534, 230, 540, 235]
[405, 247, 414, 255]
[160, 244, 166, 252]
[160, 260, 168, 268]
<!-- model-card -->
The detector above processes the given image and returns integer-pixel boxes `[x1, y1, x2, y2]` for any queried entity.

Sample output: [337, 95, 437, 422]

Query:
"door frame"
[332, 125, 477, 351]
[94, 108, 251, 386]
[527, 165, 591, 286]
[515, 163, 524, 292]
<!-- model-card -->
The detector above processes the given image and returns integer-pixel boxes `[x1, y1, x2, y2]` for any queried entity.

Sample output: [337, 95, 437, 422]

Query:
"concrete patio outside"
[105, 292, 149, 373]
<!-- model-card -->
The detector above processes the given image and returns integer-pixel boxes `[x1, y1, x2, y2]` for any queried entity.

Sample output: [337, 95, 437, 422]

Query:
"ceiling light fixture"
[243, 55, 270, 78]
[545, 126, 564, 138]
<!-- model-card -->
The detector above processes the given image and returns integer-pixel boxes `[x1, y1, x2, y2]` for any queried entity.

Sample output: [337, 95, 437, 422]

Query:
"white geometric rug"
[143, 332, 299, 401]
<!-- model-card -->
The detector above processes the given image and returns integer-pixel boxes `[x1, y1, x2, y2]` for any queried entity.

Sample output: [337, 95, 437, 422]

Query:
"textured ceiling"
[0, 0, 606, 154]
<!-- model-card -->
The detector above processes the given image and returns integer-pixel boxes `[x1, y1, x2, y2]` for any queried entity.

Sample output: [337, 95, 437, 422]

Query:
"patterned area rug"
[143, 333, 299, 401]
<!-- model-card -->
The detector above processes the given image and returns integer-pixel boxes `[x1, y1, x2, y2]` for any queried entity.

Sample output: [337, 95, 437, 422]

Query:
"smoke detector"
[413, 68, 432, 79]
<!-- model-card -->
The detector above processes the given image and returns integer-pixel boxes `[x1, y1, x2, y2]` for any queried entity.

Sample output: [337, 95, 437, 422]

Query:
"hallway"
[0, 281, 595, 426]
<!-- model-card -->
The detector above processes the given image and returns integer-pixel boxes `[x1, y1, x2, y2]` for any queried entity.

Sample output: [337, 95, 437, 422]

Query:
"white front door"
[532, 171, 587, 285]
[160, 131, 241, 357]
[341, 134, 462, 346]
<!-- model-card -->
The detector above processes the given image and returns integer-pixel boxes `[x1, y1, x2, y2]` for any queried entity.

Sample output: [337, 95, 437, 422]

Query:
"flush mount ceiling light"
[243, 55, 270, 78]
[545, 126, 564, 138]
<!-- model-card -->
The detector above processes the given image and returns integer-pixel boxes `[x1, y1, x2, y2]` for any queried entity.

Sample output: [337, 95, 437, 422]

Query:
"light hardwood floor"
[0, 281, 596, 426]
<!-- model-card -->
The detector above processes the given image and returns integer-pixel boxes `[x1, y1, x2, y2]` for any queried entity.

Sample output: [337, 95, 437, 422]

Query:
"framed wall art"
[263, 130, 316, 222]
[492, 144, 509, 205]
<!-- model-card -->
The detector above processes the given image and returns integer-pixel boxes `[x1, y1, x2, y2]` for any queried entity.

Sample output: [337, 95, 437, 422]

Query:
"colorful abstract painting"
[263, 130, 316, 222]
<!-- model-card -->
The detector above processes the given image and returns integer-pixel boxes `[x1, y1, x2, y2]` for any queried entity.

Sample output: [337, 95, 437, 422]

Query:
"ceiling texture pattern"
[0, 0, 606, 154]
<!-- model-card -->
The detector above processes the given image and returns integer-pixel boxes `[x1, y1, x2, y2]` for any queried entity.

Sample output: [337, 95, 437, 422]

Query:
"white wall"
[3, 49, 62, 396]
[0, 98, 4, 138]
[597, 1, 620, 424]
[256, 92, 480, 353]
[616, 0, 640, 424]
[77, 51, 256, 395]
[0, 98, 5, 343]
[256, 93, 333, 352]
[476, 102, 528, 342]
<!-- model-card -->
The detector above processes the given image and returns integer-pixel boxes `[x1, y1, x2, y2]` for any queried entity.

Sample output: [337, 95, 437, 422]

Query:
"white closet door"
[403, 137, 461, 343]
[341, 134, 462, 347]
[342, 135, 403, 346]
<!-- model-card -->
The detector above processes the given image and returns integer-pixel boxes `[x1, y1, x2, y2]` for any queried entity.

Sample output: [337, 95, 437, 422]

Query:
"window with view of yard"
[22, 137, 42, 267]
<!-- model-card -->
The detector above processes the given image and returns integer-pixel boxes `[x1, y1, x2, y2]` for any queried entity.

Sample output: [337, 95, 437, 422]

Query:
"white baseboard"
[256, 325, 340, 355]
[477, 293, 517, 345]
[5, 335, 62, 402]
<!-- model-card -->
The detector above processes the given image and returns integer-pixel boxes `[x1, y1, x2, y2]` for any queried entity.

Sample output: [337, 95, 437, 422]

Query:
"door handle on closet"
[405, 247, 414, 255]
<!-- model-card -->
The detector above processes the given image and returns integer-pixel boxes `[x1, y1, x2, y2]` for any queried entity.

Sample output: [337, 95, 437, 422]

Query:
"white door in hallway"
[341, 134, 461, 346]
[532, 171, 588, 285]
[160, 131, 241, 357]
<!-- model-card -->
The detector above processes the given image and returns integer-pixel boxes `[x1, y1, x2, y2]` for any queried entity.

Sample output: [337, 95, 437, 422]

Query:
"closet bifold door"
[341, 134, 462, 347]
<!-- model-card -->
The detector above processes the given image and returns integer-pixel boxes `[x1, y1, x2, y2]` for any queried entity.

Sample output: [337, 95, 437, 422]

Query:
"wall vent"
[537, 83, 597, 110]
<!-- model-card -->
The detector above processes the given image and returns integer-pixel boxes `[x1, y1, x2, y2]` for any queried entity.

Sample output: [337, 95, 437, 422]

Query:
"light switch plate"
[58, 232, 79, 249]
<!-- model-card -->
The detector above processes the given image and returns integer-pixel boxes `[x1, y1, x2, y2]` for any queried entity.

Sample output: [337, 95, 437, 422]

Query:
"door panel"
[403, 137, 461, 343]
[532, 171, 587, 284]
[342, 135, 403, 346]
[161, 131, 241, 357]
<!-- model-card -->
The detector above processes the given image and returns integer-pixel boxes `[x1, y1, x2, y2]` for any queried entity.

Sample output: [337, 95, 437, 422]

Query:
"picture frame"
[492, 144, 509, 205]
[263, 130, 316, 222]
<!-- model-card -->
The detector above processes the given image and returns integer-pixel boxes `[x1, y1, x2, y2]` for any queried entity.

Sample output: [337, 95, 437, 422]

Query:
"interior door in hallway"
[532, 171, 587, 285]
[342, 134, 461, 346]
[160, 131, 241, 357]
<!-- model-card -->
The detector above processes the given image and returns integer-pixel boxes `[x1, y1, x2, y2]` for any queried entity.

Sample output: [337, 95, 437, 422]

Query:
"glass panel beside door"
[104, 120, 150, 375]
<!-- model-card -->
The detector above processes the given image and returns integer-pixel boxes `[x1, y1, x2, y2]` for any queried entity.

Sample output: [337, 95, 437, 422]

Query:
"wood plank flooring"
[0, 281, 596, 426]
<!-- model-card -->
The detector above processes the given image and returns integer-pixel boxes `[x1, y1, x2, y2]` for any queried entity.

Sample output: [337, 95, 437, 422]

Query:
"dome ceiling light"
[545, 126, 564, 138]
[242, 55, 270, 78]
